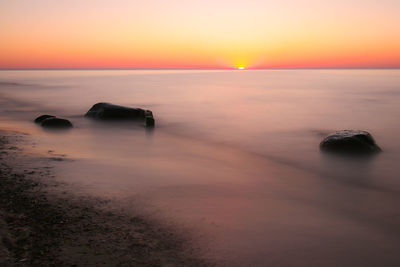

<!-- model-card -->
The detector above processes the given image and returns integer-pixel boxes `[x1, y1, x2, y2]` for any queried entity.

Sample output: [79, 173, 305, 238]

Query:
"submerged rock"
[320, 130, 381, 155]
[34, 115, 55, 123]
[41, 117, 73, 128]
[85, 102, 155, 127]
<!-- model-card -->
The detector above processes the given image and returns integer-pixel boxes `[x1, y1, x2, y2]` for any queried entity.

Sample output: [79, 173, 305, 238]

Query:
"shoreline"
[0, 130, 208, 266]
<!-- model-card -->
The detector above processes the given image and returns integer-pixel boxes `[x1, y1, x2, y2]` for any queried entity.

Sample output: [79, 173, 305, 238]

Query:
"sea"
[1, 69, 400, 266]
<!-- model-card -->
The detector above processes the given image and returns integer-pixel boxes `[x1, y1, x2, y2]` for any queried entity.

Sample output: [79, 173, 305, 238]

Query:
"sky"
[0, 0, 399, 69]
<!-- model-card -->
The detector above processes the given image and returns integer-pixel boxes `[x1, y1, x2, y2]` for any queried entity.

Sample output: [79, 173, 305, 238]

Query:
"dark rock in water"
[85, 103, 145, 120]
[34, 115, 55, 123]
[85, 102, 155, 127]
[34, 114, 73, 129]
[320, 130, 381, 155]
[144, 110, 155, 127]
[145, 116, 155, 127]
[41, 117, 73, 128]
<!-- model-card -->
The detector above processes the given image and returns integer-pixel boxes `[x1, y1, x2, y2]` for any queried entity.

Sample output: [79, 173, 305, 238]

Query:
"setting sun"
[238, 67, 245, 70]
[1, 1, 399, 69]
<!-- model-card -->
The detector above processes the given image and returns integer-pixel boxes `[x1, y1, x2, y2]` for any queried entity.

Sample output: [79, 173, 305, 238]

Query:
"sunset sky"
[1, 0, 399, 69]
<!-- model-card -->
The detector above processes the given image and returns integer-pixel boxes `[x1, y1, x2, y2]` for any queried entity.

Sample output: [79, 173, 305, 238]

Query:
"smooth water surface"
[1, 70, 400, 266]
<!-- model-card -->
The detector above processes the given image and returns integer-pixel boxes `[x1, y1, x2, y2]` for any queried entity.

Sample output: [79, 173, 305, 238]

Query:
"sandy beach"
[0, 130, 208, 266]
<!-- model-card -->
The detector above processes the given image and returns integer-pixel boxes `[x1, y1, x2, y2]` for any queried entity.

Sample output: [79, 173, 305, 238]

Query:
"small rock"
[41, 118, 73, 129]
[34, 115, 55, 123]
[320, 130, 381, 155]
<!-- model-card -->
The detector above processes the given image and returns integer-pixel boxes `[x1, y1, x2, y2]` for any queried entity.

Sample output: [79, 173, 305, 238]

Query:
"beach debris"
[34, 115, 73, 129]
[320, 130, 381, 155]
[85, 102, 155, 127]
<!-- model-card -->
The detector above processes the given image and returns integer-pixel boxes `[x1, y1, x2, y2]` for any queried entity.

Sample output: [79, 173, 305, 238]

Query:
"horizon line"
[1, 67, 400, 71]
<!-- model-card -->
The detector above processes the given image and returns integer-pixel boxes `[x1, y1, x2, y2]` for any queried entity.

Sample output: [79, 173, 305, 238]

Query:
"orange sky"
[1, 0, 399, 69]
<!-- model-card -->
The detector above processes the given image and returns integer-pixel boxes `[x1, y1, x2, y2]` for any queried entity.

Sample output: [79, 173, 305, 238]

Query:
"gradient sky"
[1, 0, 399, 69]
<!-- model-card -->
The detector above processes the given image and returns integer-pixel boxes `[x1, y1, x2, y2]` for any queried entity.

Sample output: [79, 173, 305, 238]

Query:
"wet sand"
[0, 130, 208, 266]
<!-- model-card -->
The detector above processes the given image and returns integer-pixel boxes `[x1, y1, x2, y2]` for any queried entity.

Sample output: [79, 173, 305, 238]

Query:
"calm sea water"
[1, 69, 400, 266]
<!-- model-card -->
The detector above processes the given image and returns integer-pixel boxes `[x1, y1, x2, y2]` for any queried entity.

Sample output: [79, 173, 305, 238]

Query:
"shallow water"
[1, 70, 400, 266]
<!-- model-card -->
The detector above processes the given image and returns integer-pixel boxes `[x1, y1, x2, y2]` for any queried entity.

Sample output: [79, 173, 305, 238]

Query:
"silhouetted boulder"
[85, 103, 145, 120]
[34, 115, 55, 123]
[320, 130, 381, 155]
[41, 117, 73, 128]
[85, 102, 155, 127]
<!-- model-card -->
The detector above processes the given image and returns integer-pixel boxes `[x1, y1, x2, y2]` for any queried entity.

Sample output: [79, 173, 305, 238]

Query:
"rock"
[34, 115, 55, 123]
[144, 110, 155, 127]
[34, 114, 73, 129]
[320, 130, 381, 155]
[85, 103, 145, 120]
[85, 103, 155, 127]
[145, 116, 155, 127]
[41, 118, 73, 128]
